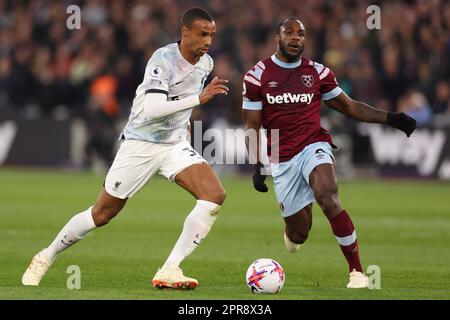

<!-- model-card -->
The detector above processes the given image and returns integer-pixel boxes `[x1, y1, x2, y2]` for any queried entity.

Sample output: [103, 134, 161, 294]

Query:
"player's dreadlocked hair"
[181, 7, 214, 27]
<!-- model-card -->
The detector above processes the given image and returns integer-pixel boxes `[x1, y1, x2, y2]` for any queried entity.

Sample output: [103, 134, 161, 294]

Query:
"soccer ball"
[246, 258, 285, 294]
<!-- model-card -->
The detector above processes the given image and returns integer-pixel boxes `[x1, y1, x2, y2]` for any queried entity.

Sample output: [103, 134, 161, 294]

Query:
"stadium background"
[0, 0, 449, 300]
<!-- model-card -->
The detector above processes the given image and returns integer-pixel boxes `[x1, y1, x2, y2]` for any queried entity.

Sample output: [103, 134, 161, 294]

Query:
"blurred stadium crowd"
[0, 0, 449, 166]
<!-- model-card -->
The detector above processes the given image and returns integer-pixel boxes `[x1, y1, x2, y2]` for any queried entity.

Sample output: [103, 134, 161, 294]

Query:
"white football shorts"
[270, 142, 335, 217]
[104, 139, 206, 199]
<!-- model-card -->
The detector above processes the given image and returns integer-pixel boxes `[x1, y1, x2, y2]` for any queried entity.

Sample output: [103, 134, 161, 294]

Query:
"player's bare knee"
[316, 196, 334, 215]
[315, 194, 328, 210]
[316, 192, 340, 218]
[314, 180, 336, 206]
[287, 228, 309, 244]
[203, 186, 226, 205]
[92, 205, 121, 227]
[217, 187, 227, 204]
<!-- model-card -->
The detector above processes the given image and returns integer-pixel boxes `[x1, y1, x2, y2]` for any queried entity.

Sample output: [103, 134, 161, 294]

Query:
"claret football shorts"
[104, 139, 205, 199]
[270, 142, 335, 217]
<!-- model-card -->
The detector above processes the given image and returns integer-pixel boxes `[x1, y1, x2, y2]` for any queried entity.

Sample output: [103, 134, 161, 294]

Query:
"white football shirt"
[122, 42, 213, 144]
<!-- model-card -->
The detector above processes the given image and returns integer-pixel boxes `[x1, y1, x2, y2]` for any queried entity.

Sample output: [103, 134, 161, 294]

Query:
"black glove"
[386, 112, 417, 137]
[252, 162, 268, 192]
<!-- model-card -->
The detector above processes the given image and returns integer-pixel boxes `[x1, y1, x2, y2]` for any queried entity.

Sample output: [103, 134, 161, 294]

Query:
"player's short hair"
[276, 18, 304, 35]
[181, 7, 214, 27]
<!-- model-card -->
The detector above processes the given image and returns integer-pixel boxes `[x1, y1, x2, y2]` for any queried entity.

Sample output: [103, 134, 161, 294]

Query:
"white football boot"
[22, 251, 53, 286]
[284, 231, 301, 253]
[152, 265, 198, 290]
[347, 269, 369, 288]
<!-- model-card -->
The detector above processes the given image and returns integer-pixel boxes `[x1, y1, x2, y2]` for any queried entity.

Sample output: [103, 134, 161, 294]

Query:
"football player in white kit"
[22, 8, 229, 290]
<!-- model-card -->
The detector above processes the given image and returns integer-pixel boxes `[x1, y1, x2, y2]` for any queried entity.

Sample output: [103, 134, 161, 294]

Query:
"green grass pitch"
[0, 168, 449, 300]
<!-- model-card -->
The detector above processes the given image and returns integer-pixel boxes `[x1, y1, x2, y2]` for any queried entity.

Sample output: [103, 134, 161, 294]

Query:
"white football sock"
[161, 200, 220, 270]
[41, 206, 97, 261]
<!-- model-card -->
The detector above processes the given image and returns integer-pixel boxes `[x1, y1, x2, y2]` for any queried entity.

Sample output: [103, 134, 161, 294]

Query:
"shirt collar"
[271, 54, 302, 68]
[175, 41, 199, 68]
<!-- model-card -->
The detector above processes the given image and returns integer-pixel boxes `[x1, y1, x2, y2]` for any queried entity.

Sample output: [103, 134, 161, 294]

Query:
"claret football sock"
[161, 200, 220, 270]
[328, 210, 363, 273]
[41, 206, 97, 261]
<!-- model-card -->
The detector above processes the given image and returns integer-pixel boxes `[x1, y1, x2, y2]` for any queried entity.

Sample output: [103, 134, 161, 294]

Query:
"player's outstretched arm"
[243, 109, 268, 192]
[144, 76, 229, 120]
[324, 91, 417, 137]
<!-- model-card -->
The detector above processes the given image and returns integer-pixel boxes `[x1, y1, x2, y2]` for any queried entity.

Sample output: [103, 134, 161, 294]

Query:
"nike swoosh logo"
[61, 240, 72, 246]
[61, 235, 73, 246]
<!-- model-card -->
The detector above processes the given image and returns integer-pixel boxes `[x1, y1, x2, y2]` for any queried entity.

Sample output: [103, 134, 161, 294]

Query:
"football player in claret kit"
[22, 8, 229, 290]
[243, 18, 417, 288]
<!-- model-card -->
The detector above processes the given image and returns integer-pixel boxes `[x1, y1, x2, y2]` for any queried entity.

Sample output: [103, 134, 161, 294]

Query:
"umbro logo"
[268, 81, 278, 88]
[315, 149, 326, 160]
